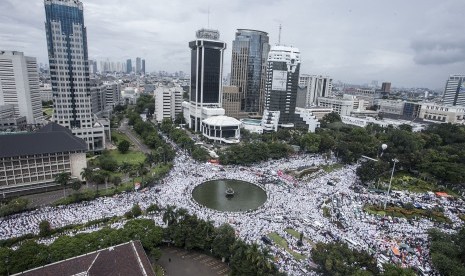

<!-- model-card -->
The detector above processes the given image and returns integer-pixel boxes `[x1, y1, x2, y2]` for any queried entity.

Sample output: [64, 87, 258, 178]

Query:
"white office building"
[299, 74, 333, 107]
[154, 85, 183, 123]
[0, 50, 43, 124]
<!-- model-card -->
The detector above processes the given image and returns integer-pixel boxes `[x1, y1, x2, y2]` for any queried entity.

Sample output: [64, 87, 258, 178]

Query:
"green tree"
[80, 167, 94, 189]
[70, 179, 82, 193]
[131, 204, 142, 217]
[300, 133, 321, 153]
[54, 172, 71, 197]
[117, 140, 130, 153]
[211, 224, 236, 260]
[38, 220, 52, 237]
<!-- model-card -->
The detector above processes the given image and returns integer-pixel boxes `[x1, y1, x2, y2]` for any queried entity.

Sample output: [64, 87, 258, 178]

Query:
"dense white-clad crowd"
[1, 143, 464, 275]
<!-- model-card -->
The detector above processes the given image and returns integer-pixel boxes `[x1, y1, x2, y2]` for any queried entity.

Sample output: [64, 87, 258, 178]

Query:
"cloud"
[411, 37, 465, 65]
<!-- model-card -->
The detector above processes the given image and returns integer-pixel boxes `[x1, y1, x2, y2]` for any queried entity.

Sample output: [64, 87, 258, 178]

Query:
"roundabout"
[191, 179, 267, 212]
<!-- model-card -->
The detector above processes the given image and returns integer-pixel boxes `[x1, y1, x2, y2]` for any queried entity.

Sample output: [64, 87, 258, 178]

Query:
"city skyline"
[1, 0, 464, 89]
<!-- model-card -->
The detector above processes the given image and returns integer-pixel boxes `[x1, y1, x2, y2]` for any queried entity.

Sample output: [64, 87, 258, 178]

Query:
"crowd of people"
[1, 141, 464, 275]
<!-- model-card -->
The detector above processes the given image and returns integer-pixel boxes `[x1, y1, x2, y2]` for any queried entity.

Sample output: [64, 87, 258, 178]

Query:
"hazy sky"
[1, 0, 464, 89]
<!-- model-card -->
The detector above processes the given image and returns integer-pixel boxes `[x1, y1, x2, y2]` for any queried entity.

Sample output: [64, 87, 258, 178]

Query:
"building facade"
[44, 0, 106, 151]
[443, 74, 465, 106]
[262, 45, 301, 130]
[136, 57, 141, 74]
[141, 59, 145, 75]
[222, 85, 241, 119]
[0, 50, 43, 124]
[183, 28, 227, 132]
[230, 29, 270, 115]
[0, 123, 87, 197]
[126, 59, 132, 74]
[420, 103, 465, 124]
[299, 74, 333, 107]
[154, 85, 183, 123]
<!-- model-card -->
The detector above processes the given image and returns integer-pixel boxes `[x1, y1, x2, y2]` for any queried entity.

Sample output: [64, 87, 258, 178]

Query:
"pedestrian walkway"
[156, 246, 229, 276]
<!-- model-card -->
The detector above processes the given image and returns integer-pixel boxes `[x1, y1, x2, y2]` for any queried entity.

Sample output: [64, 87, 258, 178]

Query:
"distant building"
[443, 74, 465, 106]
[317, 97, 353, 116]
[222, 86, 241, 118]
[154, 85, 183, 123]
[183, 28, 227, 132]
[15, 240, 155, 276]
[262, 45, 301, 130]
[142, 59, 145, 74]
[299, 74, 333, 107]
[419, 103, 464, 124]
[136, 57, 141, 74]
[0, 50, 43, 124]
[381, 82, 391, 93]
[39, 83, 53, 102]
[126, 59, 132, 74]
[378, 99, 404, 115]
[0, 105, 27, 131]
[44, 0, 106, 151]
[0, 123, 87, 197]
[230, 29, 270, 115]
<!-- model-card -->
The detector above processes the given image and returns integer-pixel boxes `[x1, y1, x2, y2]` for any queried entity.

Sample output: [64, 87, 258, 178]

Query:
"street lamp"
[384, 158, 399, 210]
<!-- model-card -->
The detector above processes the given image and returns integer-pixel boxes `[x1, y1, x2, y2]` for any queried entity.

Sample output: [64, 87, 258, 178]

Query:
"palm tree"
[70, 179, 82, 193]
[100, 170, 111, 190]
[80, 167, 94, 189]
[55, 172, 71, 197]
[121, 162, 132, 177]
[162, 205, 177, 226]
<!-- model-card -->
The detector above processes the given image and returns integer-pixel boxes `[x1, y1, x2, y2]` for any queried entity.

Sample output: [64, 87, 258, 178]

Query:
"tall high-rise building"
[262, 46, 301, 130]
[136, 57, 141, 74]
[443, 75, 465, 106]
[0, 51, 43, 125]
[299, 74, 333, 107]
[230, 29, 270, 115]
[381, 82, 391, 93]
[44, 0, 105, 151]
[126, 59, 132, 74]
[182, 28, 226, 131]
[141, 59, 145, 74]
[154, 86, 183, 123]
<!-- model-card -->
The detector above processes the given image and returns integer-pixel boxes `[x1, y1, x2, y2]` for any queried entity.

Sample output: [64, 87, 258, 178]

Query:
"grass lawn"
[111, 130, 131, 143]
[363, 204, 451, 224]
[268, 232, 306, 261]
[107, 149, 146, 165]
[43, 108, 53, 117]
[285, 228, 316, 247]
[321, 163, 343, 173]
[389, 173, 460, 197]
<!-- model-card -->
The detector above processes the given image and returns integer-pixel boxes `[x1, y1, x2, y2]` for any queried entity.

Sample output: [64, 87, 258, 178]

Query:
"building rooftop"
[203, 115, 241, 126]
[0, 122, 87, 158]
[14, 240, 155, 276]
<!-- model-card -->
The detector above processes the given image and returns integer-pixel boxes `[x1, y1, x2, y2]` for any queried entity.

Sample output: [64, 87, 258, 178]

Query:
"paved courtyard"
[156, 246, 229, 276]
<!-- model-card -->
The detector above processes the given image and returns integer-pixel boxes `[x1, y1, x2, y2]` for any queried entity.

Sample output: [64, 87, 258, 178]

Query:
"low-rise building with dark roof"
[0, 122, 87, 197]
[14, 240, 155, 276]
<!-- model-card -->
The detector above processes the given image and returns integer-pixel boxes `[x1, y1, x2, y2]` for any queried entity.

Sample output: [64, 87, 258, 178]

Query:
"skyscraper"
[381, 82, 391, 93]
[443, 75, 465, 106]
[299, 74, 333, 107]
[44, 0, 105, 151]
[136, 57, 141, 74]
[230, 29, 270, 115]
[262, 46, 301, 130]
[126, 59, 132, 74]
[0, 50, 43, 124]
[183, 28, 226, 131]
[141, 59, 145, 75]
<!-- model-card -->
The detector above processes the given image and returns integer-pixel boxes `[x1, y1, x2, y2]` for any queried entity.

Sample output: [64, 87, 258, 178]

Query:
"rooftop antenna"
[278, 24, 282, 45]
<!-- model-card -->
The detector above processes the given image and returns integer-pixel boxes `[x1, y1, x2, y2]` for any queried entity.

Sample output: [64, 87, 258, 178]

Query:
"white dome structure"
[201, 116, 241, 144]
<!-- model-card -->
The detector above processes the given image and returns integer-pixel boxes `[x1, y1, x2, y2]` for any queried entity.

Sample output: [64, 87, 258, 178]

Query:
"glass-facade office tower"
[126, 59, 132, 74]
[263, 46, 301, 126]
[141, 59, 145, 74]
[443, 75, 465, 106]
[230, 29, 270, 115]
[136, 57, 141, 74]
[187, 28, 226, 131]
[44, 0, 105, 151]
